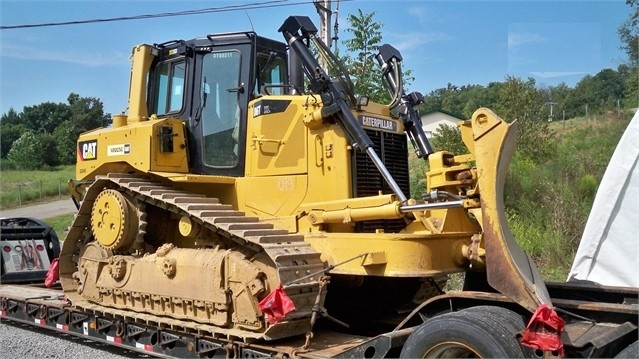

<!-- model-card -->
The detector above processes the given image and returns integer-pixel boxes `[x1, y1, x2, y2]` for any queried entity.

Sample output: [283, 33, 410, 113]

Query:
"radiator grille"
[352, 130, 410, 233]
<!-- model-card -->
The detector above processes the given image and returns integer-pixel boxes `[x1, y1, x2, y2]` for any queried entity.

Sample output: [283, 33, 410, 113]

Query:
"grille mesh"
[352, 130, 409, 233]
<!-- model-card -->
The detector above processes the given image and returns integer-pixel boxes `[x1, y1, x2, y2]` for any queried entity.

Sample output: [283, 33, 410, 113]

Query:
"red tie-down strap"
[45, 258, 60, 288]
[258, 284, 296, 324]
[521, 304, 566, 357]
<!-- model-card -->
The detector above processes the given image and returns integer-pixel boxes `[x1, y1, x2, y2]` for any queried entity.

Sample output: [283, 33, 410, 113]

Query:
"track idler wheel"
[91, 189, 140, 252]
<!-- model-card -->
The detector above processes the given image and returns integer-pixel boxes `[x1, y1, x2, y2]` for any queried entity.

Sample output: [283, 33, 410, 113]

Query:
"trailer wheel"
[615, 341, 639, 358]
[400, 311, 524, 358]
[461, 305, 525, 336]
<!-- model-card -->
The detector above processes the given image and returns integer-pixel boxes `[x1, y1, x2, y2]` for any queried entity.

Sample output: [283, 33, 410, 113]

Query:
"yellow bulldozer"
[53, 15, 635, 358]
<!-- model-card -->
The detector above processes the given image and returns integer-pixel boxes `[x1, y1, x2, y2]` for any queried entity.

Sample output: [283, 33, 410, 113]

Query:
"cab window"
[201, 50, 242, 168]
[153, 60, 185, 115]
[255, 53, 286, 95]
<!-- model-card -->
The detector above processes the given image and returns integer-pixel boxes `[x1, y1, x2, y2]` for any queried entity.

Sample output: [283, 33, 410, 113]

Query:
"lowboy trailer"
[1, 281, 637, 358]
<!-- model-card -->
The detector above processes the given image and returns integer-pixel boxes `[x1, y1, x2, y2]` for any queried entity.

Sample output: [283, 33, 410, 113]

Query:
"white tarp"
[567, 110, 639, 287]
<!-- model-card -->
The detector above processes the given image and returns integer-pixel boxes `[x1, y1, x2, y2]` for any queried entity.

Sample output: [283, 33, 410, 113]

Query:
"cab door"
[189, 42, 252, 176]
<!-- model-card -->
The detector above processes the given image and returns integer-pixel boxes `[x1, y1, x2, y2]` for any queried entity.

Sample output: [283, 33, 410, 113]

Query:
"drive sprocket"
[91, 189, 144, 252]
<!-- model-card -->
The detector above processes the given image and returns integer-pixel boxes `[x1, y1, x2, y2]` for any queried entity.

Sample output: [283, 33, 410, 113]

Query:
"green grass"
[0, 165, 75, 209]
[504, 114, 632, 282]
[44, 213, 75, 243]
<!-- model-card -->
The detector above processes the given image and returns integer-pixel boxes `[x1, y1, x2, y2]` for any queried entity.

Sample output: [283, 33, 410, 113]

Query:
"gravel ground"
[0, 320, 145, 358]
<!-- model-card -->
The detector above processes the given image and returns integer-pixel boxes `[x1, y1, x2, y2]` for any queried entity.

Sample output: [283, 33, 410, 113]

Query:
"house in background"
[420, 109, 464, 138]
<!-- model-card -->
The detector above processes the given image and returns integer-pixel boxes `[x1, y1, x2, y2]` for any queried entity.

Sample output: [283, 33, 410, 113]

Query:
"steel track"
[60, 173, 326, 341]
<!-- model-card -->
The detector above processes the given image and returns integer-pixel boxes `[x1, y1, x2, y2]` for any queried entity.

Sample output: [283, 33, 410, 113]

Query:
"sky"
[0, 0, 632, 116]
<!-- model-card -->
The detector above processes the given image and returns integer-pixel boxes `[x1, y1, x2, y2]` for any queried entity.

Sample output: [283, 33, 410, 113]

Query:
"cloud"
[508, 32, 546, 48]
[0, 41, 127, 67]
[388, 31, 453, 52]
[383, 5, 451, 52]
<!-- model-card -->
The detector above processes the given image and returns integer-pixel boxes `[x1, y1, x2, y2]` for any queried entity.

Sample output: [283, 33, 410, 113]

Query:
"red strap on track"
[258, 284, 296, 324]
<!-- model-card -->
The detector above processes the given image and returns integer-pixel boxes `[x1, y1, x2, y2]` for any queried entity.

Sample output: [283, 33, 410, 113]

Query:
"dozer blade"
[471, 108, 552, 312]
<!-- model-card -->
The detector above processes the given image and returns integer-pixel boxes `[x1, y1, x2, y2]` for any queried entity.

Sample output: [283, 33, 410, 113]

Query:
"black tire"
[400, 311, 524, 358]
[615, 340, 639, 358]
[461, 305, 526, 337]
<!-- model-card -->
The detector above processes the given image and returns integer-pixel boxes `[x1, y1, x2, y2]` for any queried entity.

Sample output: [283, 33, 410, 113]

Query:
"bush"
[430, 123, 466, 155]
[53, 120, 77, 164]
[409, 152, 428, 199]
[0, 158, 17, 170]
[6, 131, 59, 170]
[577, 174, 598, 200]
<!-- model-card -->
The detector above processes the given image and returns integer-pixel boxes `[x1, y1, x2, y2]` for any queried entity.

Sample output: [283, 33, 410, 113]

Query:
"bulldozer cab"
[147, 34, 289, 177]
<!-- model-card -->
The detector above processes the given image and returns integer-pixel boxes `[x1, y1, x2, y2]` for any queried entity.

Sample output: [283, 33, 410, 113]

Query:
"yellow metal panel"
[241, 95, 354, 221]
[358, 101, 392, 118]
[247, 97, 308, 176]
[304, 231, 468, 277]
[150, 120, 189, 172]
[305, 128, 352, 203]
[237, 175, 308, 217]
[76, 123, 148, 180]
[76, 118, 188, 181]
[128, 44, 155, 122]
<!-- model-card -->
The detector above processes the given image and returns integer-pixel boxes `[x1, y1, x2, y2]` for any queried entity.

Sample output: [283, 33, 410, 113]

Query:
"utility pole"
[314, 0, 332, 71]
[315, 0, 332, 48]
[332, 0, 339, 51]
[545, 102, 557, 121]
[585, 104, 589, 120]
[617, 99, 621, 116]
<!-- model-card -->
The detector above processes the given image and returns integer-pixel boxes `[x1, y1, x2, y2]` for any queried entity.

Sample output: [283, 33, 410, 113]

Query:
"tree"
[340, 9, 414, 104]
[545, 82, 573, 120]
[0, 107, 21, 126]
[420, 82, 502, 119]
[593, 69, 625, 111]
[0, 108, 26, 158]
[618, 1, 639, 108]
[459, 84, 489, 119]
[341, 9, 387, 103]
[421, 88, 445, 112]
[494, 76, 553, 163]
[1, 93, 110, 165]
[21, 102, 70, 133]
[430, 123, 466, 155]
[440, 83, 464, 116]
[568, 68, 626, 116]
[624, 66, 639, 108]
[67, 93, 112, 132]
[492, 76, 541, 121]
[53, 120, 78, 164]
[619, 0, 639, 66]
[0, 123, 29, 158]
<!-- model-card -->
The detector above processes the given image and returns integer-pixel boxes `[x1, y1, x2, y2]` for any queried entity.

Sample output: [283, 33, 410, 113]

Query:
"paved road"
[0, 198, 77, 219]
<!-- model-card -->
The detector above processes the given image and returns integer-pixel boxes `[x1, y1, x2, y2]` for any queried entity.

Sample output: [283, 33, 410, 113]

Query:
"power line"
[0, 0, 328, 30]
